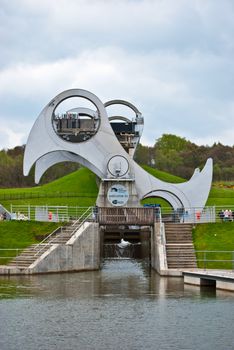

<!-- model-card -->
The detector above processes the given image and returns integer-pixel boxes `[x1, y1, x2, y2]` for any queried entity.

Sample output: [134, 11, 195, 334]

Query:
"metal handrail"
[0, 248, 21, 259]
[9, 205, 94, 222]
[195, 250, 234, 270]
[34, 207, 93, 257]
[33, 226, 63, 251]
[7, 204, 234, 224]
[70, 206, 93, 227]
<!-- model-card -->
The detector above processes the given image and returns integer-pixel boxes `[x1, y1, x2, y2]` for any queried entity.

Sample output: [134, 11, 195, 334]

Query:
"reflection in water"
[0, 260, 233, 350]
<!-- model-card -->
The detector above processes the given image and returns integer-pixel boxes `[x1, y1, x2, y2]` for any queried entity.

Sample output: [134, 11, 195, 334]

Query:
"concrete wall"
[151, 222, 168, 275]
[30, 222, 100, 274]
[151, 222, 184, 276]
[184, 273, 234, 292]
[96, 180, 140, 207]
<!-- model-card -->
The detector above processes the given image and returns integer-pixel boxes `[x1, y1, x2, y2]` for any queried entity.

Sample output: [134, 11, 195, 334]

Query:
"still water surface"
[0, 259, 233, 350]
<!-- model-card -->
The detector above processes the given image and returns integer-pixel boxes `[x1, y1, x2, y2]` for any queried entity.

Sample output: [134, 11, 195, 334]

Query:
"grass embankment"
[141, 165, 185, 207]
[1, 164, 234, 209]
[193, 223, 234, 269]
[206, 187, 234, 206]
[0, 221, 61, 264]
[0, 165, 234, 269]
[0, 167, 98, 209]
[0, 168, 98, 264]
[143, 165, 234, 208]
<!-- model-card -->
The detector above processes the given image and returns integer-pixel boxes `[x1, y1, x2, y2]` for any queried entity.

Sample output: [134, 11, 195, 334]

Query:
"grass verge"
[193, 223, 234, 269]
[0, 221, 61, 265]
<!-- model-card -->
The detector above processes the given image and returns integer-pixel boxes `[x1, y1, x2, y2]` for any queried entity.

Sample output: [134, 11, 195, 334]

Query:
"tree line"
[0, 135, 233, 188]
[0, 146, 80, 188]
[135, 134, 234, 181]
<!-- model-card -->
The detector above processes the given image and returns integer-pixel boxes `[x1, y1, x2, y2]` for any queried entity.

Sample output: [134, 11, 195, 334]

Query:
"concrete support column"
[151, 222, 168, 275]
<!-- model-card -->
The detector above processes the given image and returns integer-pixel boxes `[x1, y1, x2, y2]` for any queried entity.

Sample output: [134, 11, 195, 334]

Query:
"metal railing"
[98, 207, 155, 225]
[160, 206, 216, 224]
[33, 207, 93, 257]
[5, 204, 234, 224]
[0, 248, 21, 258]
[0, 248, 22, 264]
[0, 208, 94, 264]
[155, 206, 234, 224]
[195, 250, 234, 270]
[9, 205, 93, 222]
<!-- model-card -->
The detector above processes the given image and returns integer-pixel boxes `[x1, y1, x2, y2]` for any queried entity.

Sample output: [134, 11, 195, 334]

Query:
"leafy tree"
[1, 134, 234, 187]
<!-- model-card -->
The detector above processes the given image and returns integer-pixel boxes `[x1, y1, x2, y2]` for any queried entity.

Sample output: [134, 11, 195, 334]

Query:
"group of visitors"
[218, 209, 234, 222]
[0, 212, 7, 221]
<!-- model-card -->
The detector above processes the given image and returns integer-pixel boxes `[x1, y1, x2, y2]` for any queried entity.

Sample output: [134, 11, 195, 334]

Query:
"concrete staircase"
[7, 220, 86, 269]
[165, 223, 197, 269]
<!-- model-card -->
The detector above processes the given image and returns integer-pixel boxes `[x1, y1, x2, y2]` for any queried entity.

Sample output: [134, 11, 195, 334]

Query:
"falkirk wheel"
[24, 88, 213, 210]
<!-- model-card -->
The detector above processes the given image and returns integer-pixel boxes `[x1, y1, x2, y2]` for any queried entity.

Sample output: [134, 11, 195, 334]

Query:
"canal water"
[0, 259, 233, 350]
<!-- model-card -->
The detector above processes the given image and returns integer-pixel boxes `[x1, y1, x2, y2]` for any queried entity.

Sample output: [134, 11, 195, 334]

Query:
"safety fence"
[0, 192, 97, 200]
[155, 206, 234, 224]
[0, 249, 22, 264]
[2, 205, 234, 223]
[9, 205, 93, 222]
[195, 251, 234, 270]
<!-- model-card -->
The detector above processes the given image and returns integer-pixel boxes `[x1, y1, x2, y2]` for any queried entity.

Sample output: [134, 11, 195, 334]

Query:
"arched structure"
[24, 89, 213, 210]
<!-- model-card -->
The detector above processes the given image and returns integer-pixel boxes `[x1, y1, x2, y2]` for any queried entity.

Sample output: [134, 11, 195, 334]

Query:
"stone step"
[166, 234, 193, 237]
[166, 246, 195, 250]
[165, 231, 193, 235]
[9, 260, 35, 265]
[167, 256, 196, 260]
[167, 264, 197, 268]
[6, 221, 84, 269]
[165, 223, 193, 227]
[165, 232, 192, 235]
[8, 262, 33, 267]
[166, 234, 192, 237]
[166, 239, 193, 242]
[167, 258, 196, 261]
[168, 261, 197, 264]
[167, 254, 196, 258]
[165, 229, 192, 233]
[48, 236, 71, 244]
[166, 235, 193, 239]
[167, 250, 196, 253]
[166, 247, 195, 251]
[166, 245, 194, 248]
[167, 257, 197, 261]
[165, 230, 192, 234]
[165, 229, 193, 233]
[164, 222, 197, 269]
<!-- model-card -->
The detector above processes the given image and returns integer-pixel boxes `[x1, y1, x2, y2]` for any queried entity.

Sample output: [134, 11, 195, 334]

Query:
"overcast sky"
[0, 0, 234, 149]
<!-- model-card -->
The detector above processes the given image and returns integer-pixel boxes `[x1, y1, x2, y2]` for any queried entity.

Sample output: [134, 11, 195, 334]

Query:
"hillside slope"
[0, 166, 234, 208]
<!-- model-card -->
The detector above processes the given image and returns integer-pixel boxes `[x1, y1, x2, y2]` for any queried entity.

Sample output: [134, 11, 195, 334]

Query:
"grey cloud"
[1, 0, 234, 67]
[0, 0, 234, 147]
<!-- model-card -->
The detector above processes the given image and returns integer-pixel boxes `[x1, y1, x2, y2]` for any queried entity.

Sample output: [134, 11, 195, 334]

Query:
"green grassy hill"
[141, 165, 185, 206]
[0, 165, 234, 208]
[0, 166, 234, 269]
[0, 167, 98, 209]
[142, 165, 234, 208]
[193, 223, 234, 269]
